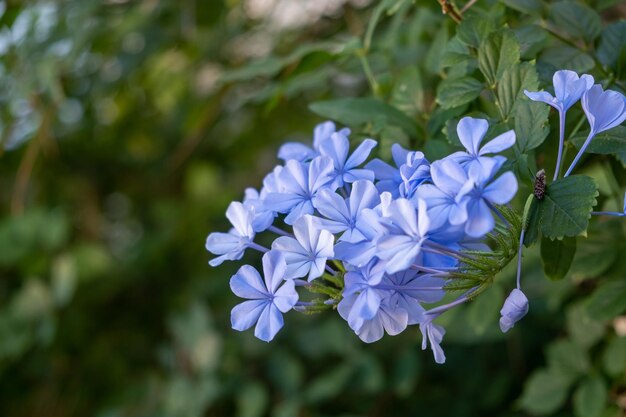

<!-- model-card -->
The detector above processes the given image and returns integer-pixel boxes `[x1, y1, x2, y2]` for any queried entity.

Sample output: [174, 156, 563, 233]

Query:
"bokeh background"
[1, 1, 625, 416]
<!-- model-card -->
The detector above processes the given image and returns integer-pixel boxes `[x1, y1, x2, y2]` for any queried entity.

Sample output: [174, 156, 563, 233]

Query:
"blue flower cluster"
[206, 118, 519, 363]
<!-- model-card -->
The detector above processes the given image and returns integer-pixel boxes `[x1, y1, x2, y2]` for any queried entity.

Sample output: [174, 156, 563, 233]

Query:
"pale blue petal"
[254, 303, 284, 342]
[479, 130, 516, 155]
[465, 199, 494, 238]
[278, 142, 316, 161]
[343, 168, 376, 183]
[231, 299, 267, 332]
[483, 172, 518, 205]
[524, 90, 559, 110]
[273, 279, 299, 312]
[226, 201, 254, 238]
[456, 117, 489, 156]
[262, 250, 288, 293]
[345, 139, 377, 169]
[284, 200, 314, 225]
[230, 265, 267, 299]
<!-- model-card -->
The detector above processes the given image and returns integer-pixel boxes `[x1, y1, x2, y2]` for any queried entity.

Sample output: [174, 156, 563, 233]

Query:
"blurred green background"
[1, 0, 625, 416]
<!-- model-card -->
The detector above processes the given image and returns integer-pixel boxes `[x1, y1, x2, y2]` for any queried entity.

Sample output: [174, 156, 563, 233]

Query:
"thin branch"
[437, 0, 463, 23]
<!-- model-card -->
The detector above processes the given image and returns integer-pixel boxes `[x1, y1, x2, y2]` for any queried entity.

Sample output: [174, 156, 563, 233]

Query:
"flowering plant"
[207, 69, 625, 364]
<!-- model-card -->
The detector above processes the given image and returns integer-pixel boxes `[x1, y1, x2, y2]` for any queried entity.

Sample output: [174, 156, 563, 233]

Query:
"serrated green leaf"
[602, 336, 626, 377]
[436, 76, 484, 109]
[540, 175, 598, 239]
[519, 369, 570, 415]
[500, 0, 543, 16]
[497, 62, 540, 121]
[514, 99, 550, 152]
[586, 279, 626, 321]
[571, 126, 626, 167]
[550, 1, 602, 43]
[478, 30, 520, 87]
[390, 67, 424, 117]
[442, 36, 474, 68]
[309, 98, 419, 139]
[515, 25, 550, 60]
[573, 376, 607, 417]
[457, 15, 496, 49]
[541, 236, 576, 281]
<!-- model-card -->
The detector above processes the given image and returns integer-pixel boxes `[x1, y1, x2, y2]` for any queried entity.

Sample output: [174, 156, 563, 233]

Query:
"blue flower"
[565, 85, 626, 177]
[524, 70, 593, 112]
[277, 121, 350, 162]
[376, 198, 430, 274]
[461, 158, 518, 238]
[499, 288, 529, 333]
[333, 208, 386, 267]
[419, 319, 446, 364]
[382, 270, 446, 324]
[271, 215, 335, 281]
[399, 151, 431, 198]
[448, 117, 515, 171]
[342, 260, 387, 328]
[206, 201, 256, 266]
[264, 156, 335, 225]
[319, 132, 377, 188]
[243, 188, 275, 232]
[230, 251, 299, 342]
[313, 180, 381, 242]
[338, 293, 408, 343]
[365, 143, 410, 197]
[416, 159, 471, 231]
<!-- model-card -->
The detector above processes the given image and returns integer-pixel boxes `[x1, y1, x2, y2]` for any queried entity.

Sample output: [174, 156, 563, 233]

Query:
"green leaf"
[566, 302, 605, 349]
[540, 46, 596, 74]
[220, 40, 359, 83]
[519, 369, 570, 415]
[478, 30, 520, 87]
[586, 279, 626, 321]
[573, 376, 607, 417]
[523, 193, 542, 248]
[597, 22, 626, 71]
[541, 236, 576, 281]
[442, 36, 474, 68]
[602, 336, 626, 377]
[547, 339, 590, 382]
[457, 15, 496, 49]
[515, 25, 550, 60]
[500, 0, 543, 16]
[436, 76, 484, 109]
[467, 285, 504, 335]
[539, 175, 598, 239]
[390, 67, 424, 117]
[571, 126, 626, 167]
[514, 99, 550, 151]
[309, 98, 419, 139]
[549, 1, 602, 43]
[497, 62, 540, 121]
[569, 234, 617, 279]
[425, 25, 449, 74]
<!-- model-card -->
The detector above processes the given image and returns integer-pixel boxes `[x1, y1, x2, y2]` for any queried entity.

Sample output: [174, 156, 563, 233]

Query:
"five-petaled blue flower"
[271, 215, 335, 281]
[277, 121, 350, 162]
[230, 251, 299, 342]
[319, 132, 377, 188]
[264, 156, 335, 225]
[313, 179, 381, 242]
